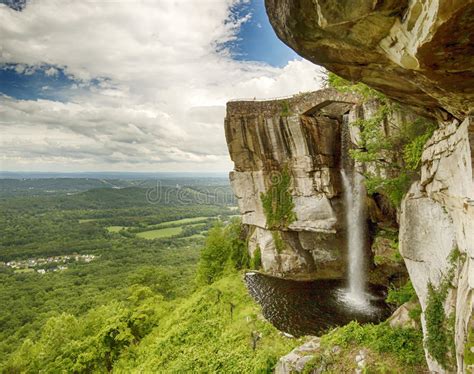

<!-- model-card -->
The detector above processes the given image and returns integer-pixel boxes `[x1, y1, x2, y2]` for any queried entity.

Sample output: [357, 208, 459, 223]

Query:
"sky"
[0, 0, 326, 173]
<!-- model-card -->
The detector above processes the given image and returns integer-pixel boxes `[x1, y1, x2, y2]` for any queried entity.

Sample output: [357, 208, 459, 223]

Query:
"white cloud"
[0, 0, 325, 172]
[44, 67, 58, 77]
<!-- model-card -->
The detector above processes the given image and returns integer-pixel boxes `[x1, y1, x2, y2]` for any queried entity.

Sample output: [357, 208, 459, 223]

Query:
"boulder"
[275, 337, 321, 374]
[388, 300, 419, 329]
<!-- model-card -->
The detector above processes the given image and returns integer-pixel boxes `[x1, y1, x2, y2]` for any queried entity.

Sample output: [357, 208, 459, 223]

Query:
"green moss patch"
[260, 166, 296, 229]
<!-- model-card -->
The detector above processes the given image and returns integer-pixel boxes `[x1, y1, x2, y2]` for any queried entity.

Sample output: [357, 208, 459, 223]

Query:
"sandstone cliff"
[225, 89, 357, 279]
[263, 1, 473, 372]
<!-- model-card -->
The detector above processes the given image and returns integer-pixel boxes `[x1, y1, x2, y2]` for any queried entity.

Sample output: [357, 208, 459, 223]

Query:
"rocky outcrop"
[400, 116, 474, 373]
[275, 337, 321, 374]
[225, 89, 357, 279]
[388, 300, 419, 330]
[266, 0, 474, 120]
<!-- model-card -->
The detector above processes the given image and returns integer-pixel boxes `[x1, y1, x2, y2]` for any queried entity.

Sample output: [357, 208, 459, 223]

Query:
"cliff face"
[226, 90, 408, 282]
[263, 1, 473, 372]
[400, 116, 474, 373]
[225, 89, 357, 279]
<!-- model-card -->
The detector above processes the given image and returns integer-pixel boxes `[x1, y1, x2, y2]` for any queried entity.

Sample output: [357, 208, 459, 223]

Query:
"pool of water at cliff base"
[245, 272, 392, 337]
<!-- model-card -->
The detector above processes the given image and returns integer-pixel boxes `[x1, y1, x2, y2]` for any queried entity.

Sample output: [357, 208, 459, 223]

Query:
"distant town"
[1, 254, 97, 274]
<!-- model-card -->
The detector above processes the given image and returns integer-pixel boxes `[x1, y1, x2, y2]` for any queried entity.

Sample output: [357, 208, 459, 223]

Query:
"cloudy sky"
[0, 0, 325, 172]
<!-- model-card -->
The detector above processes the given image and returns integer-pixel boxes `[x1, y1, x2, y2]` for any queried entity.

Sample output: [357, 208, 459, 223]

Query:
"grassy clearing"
[136, 226, 183, 239]
[78, 219, 96, 223]
[187, 232, 207, 239]
[153, 216, 210, 228]
[106, 226, 126, 233]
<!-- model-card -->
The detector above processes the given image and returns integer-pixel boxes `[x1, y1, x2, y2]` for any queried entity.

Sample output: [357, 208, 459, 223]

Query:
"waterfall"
[341, 170, 367, 305]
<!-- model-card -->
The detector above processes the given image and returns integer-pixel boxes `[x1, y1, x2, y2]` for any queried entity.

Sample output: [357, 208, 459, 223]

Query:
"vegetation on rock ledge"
[260, 166, 296, 229]
[328, 72, 437, 207]
[301, 321, 426, 373]
[425, 248, 466, 369]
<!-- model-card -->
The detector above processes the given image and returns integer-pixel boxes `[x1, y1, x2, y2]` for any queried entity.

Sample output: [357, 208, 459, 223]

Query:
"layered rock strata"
[225, 89, 357, 279]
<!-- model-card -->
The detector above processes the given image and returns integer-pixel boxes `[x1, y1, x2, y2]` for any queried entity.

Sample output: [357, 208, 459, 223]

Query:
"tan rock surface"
[266, 0, 474, 120]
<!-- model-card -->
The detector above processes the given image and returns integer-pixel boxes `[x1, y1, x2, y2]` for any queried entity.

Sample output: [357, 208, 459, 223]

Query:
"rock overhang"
[265, 0, 474, 120]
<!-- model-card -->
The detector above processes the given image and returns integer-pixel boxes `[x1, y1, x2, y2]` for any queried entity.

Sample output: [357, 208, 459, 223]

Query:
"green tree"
[227, 218, 250, 270]
[196, 219, 249, 285]
[196, 222, 231, 285]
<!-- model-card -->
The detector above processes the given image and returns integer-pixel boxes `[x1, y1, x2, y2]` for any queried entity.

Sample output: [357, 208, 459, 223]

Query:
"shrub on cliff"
[386, 280, 417, 307]
[424, 248, 465, 370]
[196, 218, 249, 285]
[250, 246, 262, 270]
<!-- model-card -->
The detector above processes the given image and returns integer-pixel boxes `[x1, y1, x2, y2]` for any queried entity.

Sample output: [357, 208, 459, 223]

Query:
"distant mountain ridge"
[0, 171, 229, 179]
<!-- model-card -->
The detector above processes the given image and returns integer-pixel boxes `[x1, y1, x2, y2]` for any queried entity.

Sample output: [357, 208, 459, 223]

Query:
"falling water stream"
[341, 170, 368, 306]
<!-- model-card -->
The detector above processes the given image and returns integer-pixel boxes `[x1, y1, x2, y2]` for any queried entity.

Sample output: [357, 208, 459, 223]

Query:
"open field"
[154, 216, 210, 227]
[136, 226, 183, 239]
[106, 226, 126, 233]
[78, 219, 96, 223]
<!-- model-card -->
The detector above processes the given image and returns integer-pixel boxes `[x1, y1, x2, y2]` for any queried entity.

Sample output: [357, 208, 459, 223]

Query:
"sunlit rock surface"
[275, 337, 321, 374]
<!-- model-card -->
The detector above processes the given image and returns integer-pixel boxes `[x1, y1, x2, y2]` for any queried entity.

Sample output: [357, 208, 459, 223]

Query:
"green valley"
[0, 177, 237, 366]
